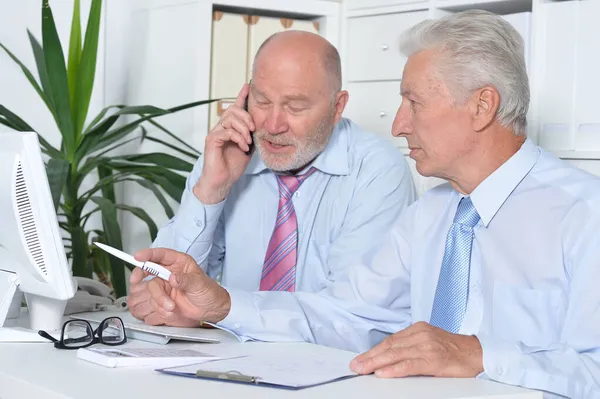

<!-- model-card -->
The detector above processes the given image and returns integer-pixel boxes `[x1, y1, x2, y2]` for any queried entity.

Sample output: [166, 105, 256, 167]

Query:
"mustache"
[255, 131, 296, 146]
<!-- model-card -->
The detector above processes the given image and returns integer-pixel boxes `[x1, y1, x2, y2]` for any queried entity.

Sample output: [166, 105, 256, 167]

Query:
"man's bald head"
[252, 30, 342, 95]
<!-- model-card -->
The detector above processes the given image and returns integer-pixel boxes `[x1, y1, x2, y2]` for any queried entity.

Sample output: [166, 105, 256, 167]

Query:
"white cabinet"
[537, 0, 600, 152]
[344, 81, 407, 147]
[346, 0, 427, 11]
[346, 11, 429, 82]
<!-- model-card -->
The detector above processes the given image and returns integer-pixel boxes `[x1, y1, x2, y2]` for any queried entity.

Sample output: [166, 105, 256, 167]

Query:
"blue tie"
[430, 197, 480, 333]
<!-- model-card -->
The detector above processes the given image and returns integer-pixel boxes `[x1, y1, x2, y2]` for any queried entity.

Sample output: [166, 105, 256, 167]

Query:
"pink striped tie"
[260, 168, 316, 292]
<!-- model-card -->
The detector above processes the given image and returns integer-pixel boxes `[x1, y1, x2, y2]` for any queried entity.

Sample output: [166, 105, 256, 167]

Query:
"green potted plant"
[0, 0, 214, 298]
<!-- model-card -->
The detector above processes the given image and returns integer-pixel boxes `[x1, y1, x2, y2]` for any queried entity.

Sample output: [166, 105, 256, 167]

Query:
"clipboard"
[156, 349, 359, 390]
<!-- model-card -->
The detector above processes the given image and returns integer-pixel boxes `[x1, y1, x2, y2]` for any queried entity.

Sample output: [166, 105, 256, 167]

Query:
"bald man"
[127, 31, 416, 351]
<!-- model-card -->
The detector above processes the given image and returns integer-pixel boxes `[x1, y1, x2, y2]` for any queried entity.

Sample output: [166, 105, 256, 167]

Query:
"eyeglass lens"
[63, 320, 94, 348]
[99, 317, 126, 344]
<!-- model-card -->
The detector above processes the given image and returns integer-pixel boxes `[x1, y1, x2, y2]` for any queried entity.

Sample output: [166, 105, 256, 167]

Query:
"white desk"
[0, 339, 542, 399]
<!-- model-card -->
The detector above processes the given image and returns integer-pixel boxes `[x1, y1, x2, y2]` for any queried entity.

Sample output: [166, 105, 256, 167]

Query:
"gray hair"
[400, 10, 529, 135]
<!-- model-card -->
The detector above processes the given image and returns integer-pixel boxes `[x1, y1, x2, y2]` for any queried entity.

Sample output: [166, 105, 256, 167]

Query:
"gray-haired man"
[347, 10, 600, 398]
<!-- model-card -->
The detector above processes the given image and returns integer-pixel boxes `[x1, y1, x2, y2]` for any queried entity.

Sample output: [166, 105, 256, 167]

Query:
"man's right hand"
[194, 84, 254, 204]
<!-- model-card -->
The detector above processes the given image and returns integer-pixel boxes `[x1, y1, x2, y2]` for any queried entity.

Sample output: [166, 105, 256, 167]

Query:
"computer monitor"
[0, 131, 76, 341]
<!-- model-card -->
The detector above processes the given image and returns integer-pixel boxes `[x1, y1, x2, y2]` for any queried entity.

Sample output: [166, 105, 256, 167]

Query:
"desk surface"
[0, 338, 542, 399]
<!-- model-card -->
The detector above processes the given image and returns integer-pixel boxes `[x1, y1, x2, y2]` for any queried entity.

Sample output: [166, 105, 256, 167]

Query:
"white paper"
[164, 344, 358, 388]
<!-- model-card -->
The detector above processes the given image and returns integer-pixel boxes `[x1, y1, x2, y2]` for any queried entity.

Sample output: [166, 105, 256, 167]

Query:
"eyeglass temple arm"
[37, 330, 58, 343]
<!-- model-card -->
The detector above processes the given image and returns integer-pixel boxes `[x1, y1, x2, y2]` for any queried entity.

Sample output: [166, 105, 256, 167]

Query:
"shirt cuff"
[477, 333, 523, 384]
[171, 190, 225, 244]
[217, 288, 258, 339]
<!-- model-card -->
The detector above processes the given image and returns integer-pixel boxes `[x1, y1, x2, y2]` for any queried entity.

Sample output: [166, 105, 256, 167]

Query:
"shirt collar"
[469, 138, 540, 227]
[244, 119, 350, 176]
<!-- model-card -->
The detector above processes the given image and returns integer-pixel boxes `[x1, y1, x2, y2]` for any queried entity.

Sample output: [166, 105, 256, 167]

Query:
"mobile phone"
[244, 95, 255, 156]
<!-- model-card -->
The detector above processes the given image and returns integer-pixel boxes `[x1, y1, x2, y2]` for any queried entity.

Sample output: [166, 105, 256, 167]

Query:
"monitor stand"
[0, 270, 66, 342]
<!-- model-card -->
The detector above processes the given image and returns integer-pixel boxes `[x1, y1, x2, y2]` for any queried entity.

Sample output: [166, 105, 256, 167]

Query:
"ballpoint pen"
[93, 242, 171, 281]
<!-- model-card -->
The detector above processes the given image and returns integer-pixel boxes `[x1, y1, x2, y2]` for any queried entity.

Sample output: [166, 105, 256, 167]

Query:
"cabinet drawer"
[344, 81, 407, 148]
[346, 11, 428, 82]
[346, 0, 426, 10]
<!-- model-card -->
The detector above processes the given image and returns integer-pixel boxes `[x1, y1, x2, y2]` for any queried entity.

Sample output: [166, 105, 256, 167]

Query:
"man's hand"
[350, 322, 484, 378]
[128, 268, 165, 324]
[194, 84, 254, 204]
[134, 248, 231, 325]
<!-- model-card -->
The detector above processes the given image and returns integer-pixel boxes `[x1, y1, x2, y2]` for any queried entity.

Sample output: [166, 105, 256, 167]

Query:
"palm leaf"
[142, 136, 199, 159]
[145, 119, 201, 157]
[42, 0, 75, 156]
[72, 0, 102, 140]
[46, 158, 70, 211]
[90, 196, 127, 298]
[111, 153, 194, 172]
[67, 0, 82, 113]
[133, 179, 174, 219]
[116, 204, 158, 241]
[27, 31, 56, 115]
[0, 42, 51, 110]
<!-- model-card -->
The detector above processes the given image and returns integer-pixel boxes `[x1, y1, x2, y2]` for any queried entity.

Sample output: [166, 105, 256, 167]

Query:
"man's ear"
[333, 90, 349, 124]
[470, 86, 500, 132]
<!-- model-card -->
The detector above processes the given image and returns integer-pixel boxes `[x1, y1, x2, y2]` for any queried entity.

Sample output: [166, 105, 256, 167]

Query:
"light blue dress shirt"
[153, 118, 417, 352]
[337, 139, 600, 398]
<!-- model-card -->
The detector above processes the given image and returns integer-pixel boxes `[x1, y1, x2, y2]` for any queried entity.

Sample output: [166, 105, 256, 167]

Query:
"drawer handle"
[381, 44, 389, 51]
[379, 111, 387, 117]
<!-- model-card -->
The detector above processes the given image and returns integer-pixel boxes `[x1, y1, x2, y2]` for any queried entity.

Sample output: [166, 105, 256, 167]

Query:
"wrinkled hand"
[133, 248, 231, 325]
[194, 84, 254, 204]
[350, 322, 484, 378]
[128, 268, 164, 324]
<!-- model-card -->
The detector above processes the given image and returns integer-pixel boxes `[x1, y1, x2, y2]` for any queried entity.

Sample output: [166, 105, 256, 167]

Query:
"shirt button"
[234, 323, 241, 329]
[496, 366, 505, 376]
[294, 191, 300, 198]
[472, 284, 480, 293]
[194, 219, 204, 228]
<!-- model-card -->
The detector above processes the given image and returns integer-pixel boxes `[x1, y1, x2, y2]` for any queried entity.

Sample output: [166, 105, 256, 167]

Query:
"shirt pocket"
[492, 281, 563, 346]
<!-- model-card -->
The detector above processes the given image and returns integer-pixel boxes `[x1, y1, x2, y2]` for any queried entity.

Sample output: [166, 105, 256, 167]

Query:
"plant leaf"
[112, 153, 194, 172]
[70, 225, 91, 277]
[0, 42, 51, 110]
[46, 158, 69, 211]
[116, 204, 158, 241]
[67, 0, 82, 113]
[73, 0, 102, 141]
[27, 31, 56, 115]
[42, 0, 75, 156]
[0, 104, 34, 131]
[145, 119, 201, 157]
[133, 179, 174, 219]
[90, 196, 127, 298]
[142, 136, 199, 160]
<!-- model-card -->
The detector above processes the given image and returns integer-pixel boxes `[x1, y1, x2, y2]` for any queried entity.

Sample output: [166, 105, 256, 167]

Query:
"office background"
[0, 0, 597, 269]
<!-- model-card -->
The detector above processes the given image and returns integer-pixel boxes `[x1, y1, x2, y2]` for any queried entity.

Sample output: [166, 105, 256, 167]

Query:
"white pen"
[93, 242, 172, 281]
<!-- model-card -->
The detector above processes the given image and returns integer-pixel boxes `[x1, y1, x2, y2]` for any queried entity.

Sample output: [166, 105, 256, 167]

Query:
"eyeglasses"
[38, 317, 127, 349]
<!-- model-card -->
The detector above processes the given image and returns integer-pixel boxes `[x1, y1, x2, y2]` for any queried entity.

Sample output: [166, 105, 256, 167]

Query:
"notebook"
[70, 311, 241, 345]
[77, 346, 226, 368]
[158, 343, 359, 390]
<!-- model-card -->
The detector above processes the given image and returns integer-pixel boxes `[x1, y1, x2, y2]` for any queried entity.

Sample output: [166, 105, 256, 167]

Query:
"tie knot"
[277, 167, 316, 198]
[453, 197, 480, 228]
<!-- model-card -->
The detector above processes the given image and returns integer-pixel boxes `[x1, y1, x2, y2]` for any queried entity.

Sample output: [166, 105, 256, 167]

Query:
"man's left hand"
[134, 248, 231, 325]
[350, 322, 484, 378]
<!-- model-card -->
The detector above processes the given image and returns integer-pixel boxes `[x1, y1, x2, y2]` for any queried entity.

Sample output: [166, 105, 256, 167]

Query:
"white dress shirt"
[153, 118, 417, 352]
[341, 139, 600, 398]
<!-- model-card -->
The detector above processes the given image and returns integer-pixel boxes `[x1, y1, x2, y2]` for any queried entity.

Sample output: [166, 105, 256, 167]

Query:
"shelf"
[436, 0, 532, 15]
[551, 150, 600, 160]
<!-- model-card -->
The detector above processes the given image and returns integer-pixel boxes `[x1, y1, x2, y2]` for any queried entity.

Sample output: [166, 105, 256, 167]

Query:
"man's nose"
[392, 103, 412, 137]
[264, 108, 289, 134]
